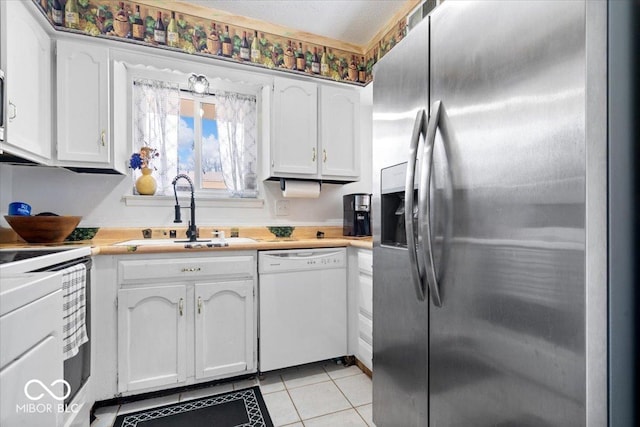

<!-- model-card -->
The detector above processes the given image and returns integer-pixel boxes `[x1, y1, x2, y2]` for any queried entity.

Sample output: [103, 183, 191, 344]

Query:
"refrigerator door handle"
[419, 100, 443, 307]
[405, 109, 428, 302]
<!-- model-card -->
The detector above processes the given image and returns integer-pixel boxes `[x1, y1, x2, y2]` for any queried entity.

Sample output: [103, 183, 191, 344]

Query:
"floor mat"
[112, 386, 274, 427]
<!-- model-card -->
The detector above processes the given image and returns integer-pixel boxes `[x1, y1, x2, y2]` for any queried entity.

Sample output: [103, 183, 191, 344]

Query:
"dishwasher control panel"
[258, 248, 346, 274]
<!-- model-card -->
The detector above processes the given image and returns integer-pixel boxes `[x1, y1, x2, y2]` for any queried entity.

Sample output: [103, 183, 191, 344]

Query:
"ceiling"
[181, 0, 413, 47]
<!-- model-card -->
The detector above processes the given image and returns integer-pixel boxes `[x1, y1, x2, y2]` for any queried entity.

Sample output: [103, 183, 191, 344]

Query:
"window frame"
[115, 53, 271, 206]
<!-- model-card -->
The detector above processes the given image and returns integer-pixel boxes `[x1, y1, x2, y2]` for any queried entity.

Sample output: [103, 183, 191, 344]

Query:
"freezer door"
[427, 1, 587, 426]
[372, 16, 429, 427]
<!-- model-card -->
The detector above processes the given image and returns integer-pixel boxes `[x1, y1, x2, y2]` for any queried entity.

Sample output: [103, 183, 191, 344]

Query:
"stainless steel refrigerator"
[372, 1, 608, 426]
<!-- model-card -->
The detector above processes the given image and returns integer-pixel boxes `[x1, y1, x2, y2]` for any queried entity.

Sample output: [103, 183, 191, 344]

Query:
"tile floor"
[91, 360, 375, 427]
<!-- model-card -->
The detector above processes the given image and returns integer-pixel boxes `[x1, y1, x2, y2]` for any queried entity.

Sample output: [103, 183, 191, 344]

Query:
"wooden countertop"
[95, 237, 372, 255]
[0, 225, 373, 254]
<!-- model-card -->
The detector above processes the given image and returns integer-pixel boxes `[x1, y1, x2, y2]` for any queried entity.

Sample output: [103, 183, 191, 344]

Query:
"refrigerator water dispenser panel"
[381, 163, 418, 247]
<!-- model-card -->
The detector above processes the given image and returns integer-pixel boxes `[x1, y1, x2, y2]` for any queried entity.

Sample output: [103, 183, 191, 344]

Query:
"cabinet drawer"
[357, 250, 372, 274]
[358, 337, 372, 371]
[358, 313, 372, 345]
[358, 273, 373, 317]
[119, 256, 255, 283]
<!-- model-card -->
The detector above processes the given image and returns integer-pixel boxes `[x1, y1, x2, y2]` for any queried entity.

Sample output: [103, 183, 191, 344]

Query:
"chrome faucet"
[171, 174, 199, 242]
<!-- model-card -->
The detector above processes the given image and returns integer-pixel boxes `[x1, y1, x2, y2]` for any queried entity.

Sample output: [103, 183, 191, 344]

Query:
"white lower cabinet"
[113, 253, 257, 395]
[117, 284, 187, 393]
[356, 249, 373, 370]
[194, 280, 255, 380]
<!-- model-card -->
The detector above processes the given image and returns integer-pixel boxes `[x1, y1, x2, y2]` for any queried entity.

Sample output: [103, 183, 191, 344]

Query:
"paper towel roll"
[281, 180, 321, 198]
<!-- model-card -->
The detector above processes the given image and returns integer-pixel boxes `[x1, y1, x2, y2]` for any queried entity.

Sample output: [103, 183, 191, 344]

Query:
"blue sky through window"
[178, 115, 220, 172]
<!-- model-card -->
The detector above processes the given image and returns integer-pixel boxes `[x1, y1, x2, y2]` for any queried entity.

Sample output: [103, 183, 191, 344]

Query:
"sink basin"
[114, 237, 256, 247]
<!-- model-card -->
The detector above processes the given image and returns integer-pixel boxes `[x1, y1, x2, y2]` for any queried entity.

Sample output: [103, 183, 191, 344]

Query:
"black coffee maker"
[343, 193, 372, 236]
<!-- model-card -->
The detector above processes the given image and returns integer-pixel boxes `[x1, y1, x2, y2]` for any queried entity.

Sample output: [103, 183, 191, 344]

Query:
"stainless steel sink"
[114, 237, 256, 246]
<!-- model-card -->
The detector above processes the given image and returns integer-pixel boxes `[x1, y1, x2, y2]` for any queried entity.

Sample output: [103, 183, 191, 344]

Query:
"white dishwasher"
[258, 248, 347, 372]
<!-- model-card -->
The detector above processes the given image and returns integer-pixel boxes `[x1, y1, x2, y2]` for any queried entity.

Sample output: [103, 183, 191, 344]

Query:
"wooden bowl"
[4, 215, 82, 243]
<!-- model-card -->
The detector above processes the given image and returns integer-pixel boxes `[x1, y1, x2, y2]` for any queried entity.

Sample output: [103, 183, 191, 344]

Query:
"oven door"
[44, 257, 92, 407]
[0, 69, 5, 141]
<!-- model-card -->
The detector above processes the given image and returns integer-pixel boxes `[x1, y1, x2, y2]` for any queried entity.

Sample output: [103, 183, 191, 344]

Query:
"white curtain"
[215, 92, 258, 198]
[133, 79, 180, 196]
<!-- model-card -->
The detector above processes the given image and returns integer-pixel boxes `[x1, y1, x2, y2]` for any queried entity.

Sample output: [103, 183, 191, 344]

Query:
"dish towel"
[62, 263, 89, 360]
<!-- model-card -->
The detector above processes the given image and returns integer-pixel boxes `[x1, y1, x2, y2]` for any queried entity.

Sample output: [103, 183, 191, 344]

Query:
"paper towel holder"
[279, 178, 322, 192]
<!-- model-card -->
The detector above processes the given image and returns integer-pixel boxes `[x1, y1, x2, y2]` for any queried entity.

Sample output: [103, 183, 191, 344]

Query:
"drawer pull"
[179, 298, 184, 316]
[181, 267, 201, 272]
[8, 101, 17, 120]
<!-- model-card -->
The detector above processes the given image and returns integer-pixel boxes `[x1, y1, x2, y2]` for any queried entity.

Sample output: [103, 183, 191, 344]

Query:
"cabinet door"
[56, 40, 110, 164]
[2, 0, 52, 162]
[271, 77, 318, 176]
[319, 85, 360, 180]
[357, 249, 373, 370]
[194, 280, 255, 380]
[117, 285, 187, 393]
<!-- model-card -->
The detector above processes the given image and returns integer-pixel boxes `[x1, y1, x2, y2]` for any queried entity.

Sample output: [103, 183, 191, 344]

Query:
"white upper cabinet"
[269, 76, 360, 182]
[56, 39, 114, 169]
[1, 0, 52, 163]
[319, 85, 360, 180]
[271, 77, 318, 176]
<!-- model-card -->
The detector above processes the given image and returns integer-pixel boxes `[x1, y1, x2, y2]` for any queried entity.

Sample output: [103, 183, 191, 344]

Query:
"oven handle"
[0, 69, 5, 131]
[44, 256, 92, 272]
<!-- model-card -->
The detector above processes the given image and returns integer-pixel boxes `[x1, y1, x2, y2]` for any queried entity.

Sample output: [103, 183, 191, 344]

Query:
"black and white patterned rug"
[112, 386, 274, 427]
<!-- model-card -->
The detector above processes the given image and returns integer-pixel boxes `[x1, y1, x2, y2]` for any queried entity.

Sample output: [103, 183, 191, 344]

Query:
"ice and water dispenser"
[381, 163, 418, 247]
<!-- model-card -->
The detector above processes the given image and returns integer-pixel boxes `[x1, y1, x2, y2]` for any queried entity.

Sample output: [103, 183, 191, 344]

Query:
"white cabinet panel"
[358, 312, 373, 344]
[115, 253, 257, 395]
[269, 77, 360, 182]
[358, 338, 373, 371]
[319, 85, 360, 179]
[355, 249, 373, 371]
[271, 77, 318, 176]
[2, 0, 52, 162]
[195, 280, 255, 380]
[119, 255, 255, 283]
[358, 273, 373, 317]
[56, 40, 110, 165]
[357, 249, 373, 274]
[117, 285, 187, 393]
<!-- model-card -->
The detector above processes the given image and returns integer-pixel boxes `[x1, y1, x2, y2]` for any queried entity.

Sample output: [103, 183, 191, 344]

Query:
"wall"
[0, 85, 372, 228]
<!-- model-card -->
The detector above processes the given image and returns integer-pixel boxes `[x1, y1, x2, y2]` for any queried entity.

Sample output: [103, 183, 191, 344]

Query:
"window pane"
[178, 98, 195, 191]
[200, 102, 226, 190]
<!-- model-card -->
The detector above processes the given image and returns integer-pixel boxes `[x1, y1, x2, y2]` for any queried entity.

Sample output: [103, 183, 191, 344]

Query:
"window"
[177, 96, 226, 191]
[132, 78, 258, 198]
